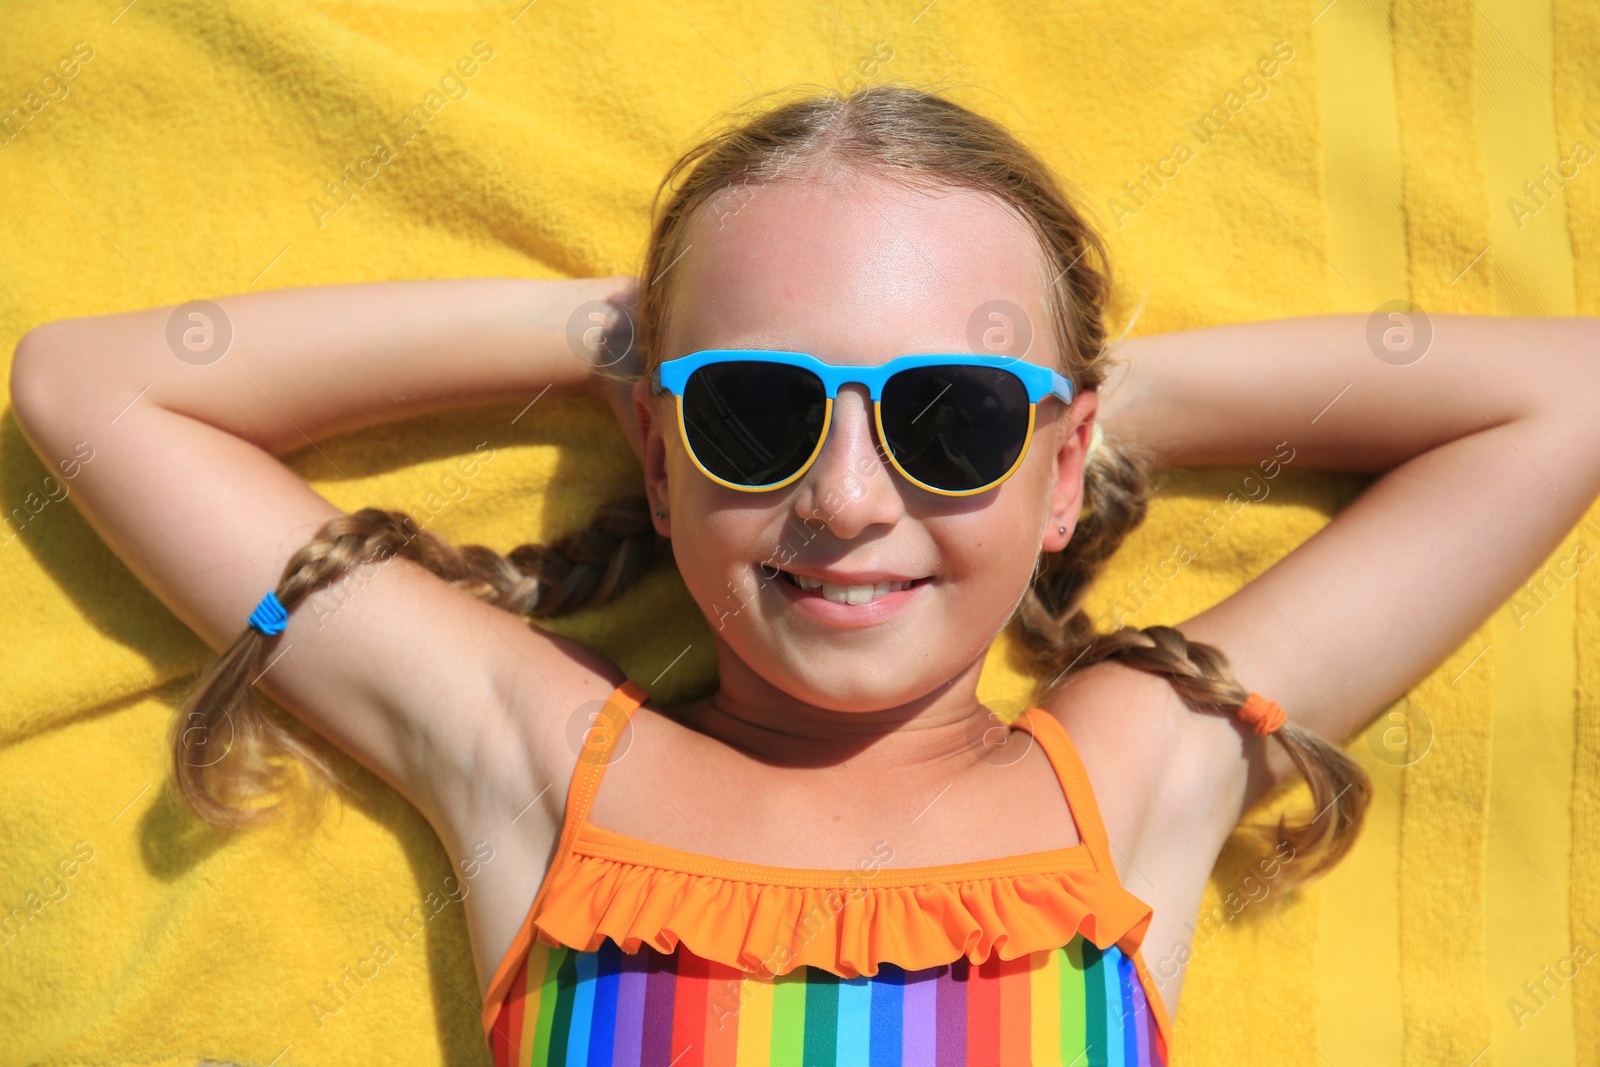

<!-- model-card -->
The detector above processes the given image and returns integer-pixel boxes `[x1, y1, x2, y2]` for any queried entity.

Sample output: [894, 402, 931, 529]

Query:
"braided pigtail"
[1015, 446, 1372, 891]
[1033, 624, 1371, 892]
[171, 496, 664, 829]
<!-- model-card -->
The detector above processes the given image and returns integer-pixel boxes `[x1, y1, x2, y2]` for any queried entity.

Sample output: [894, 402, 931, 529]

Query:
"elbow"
[10, 320, 88, 444]
[12, 325, 61, 429]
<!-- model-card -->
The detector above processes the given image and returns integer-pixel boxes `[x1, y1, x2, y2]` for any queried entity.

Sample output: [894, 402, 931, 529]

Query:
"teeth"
[789, 574, 913, 604]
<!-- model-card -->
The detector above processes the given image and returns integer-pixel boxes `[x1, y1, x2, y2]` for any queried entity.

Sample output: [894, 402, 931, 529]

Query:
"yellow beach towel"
[1, 2, 1596, 1064]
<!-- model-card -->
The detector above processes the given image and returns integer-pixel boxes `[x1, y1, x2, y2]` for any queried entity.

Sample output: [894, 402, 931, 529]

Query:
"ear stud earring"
[655, 509, 666, 519]
[1058, 526, 1067, 535]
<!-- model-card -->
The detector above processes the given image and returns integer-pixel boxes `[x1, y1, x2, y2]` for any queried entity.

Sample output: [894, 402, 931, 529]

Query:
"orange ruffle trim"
[529, 827, 1156, 979]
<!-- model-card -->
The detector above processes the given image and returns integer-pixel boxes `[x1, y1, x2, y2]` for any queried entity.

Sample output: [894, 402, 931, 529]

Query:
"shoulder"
[1041, 659, 1250, 864]
[1044, 660, 1195, 776]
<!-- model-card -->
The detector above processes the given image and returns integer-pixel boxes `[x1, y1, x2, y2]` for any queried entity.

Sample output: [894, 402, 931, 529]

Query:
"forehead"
[663, 168, 1053, 365]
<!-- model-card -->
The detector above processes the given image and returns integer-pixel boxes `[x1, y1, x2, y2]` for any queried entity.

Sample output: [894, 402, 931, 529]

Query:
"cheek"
[667, 482, 774, 592]
[667, 522, 749, 628]
[947, 516, 1039, 585]
[932, 482, 1047, 591]
[672, 507, 744, 582]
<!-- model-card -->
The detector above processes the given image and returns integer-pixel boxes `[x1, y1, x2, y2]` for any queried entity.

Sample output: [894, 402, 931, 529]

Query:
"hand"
[583, 275, 646, 466]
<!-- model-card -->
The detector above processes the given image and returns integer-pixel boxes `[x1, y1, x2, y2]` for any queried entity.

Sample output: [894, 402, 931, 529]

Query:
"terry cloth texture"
[1, 1, 1598, 1064]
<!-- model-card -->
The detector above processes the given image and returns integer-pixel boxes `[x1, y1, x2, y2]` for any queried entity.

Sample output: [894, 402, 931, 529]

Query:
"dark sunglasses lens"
[681, 361, 827, 487]
[880, 365, 1032, 491]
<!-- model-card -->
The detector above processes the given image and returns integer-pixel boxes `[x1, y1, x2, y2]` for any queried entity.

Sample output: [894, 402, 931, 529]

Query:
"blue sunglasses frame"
[651, 349, 1078, 496]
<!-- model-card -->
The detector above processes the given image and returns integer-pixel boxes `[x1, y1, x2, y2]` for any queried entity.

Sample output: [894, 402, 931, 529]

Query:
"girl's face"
[635, 168, 1098, 713]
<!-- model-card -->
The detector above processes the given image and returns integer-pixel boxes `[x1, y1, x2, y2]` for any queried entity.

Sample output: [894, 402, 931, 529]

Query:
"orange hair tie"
[1238, 692, 1287, 735]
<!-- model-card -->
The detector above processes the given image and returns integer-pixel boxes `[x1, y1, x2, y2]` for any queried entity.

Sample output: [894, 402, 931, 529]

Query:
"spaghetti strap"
[1009, 707, 1119, 876]
[544, 679, 650, 883]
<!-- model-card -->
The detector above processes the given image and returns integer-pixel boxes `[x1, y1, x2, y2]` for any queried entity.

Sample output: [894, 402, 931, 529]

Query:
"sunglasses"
[651, 349, 1077, 496]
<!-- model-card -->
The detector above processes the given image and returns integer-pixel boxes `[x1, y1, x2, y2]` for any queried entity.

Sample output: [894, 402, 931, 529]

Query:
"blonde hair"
[172, 83, 1368, 892]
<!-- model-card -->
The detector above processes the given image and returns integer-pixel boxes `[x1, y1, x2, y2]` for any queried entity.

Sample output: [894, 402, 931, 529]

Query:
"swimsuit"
[482, 681, 1177, 1065]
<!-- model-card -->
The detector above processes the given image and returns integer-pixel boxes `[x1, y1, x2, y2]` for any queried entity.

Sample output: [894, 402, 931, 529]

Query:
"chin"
[755, 626, 979, 712]
[767, 668, 938, 714]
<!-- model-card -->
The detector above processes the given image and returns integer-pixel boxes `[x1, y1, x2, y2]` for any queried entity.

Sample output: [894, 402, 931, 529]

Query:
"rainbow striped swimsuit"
[492, 936, 1165, 1065]
[482, 681, 1175, 1065]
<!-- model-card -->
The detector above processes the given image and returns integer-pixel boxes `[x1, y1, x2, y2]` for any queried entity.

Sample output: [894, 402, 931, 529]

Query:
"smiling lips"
[780, 570, 925, 605]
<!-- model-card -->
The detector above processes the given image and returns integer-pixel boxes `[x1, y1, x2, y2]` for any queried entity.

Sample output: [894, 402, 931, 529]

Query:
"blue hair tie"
[247, 591, 288, 636]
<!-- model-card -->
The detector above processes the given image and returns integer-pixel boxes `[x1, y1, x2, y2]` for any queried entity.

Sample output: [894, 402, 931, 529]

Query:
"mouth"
[777, 570, 932, 606]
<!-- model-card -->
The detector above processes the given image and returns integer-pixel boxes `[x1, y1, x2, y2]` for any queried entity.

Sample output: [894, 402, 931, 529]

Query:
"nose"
[790, 383, 904, 537]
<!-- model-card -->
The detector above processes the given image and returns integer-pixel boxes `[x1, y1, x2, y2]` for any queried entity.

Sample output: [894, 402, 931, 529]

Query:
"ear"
[1043, 390, 1099, 553]
[634, 378, 672, 537]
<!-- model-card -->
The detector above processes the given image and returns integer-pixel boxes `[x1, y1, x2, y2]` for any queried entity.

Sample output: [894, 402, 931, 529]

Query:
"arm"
[1053, 314, 1600, 1010]
[1085, 313, 1600, 813]
[8, 275, 639, 829]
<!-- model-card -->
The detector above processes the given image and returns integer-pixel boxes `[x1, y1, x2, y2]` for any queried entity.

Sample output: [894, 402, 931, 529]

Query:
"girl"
[11, 85, 1600, 1065]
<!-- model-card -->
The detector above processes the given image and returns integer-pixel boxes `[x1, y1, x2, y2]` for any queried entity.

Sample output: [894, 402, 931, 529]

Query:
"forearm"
[1097, 313, 1599, 471]
[16, 275, 635, 455]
